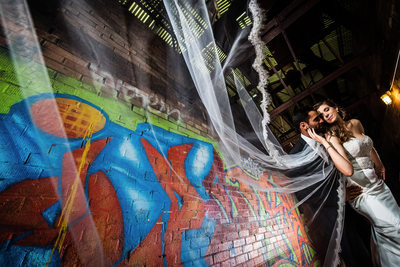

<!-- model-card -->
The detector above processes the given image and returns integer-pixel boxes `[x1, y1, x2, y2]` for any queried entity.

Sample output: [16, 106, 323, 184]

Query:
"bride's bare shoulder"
[346, 119, 364, 133]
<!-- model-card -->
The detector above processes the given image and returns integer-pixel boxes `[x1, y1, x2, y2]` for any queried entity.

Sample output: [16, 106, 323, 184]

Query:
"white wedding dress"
[343, 135, 400, 266]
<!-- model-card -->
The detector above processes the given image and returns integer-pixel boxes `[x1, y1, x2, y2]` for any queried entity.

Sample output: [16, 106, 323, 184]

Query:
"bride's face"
[317, 104, 339, 124]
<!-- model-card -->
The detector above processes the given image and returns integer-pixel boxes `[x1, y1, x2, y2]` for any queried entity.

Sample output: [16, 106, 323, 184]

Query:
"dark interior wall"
[373, 79, 400, 203]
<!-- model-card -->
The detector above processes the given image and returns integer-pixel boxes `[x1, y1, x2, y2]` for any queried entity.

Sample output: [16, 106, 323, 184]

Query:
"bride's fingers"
[308, 128, 316, 138]
[308, 128, 322, 142]
[311, 128, 319, 138]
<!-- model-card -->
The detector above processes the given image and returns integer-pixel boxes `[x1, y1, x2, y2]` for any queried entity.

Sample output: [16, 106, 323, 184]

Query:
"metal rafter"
[281, 30, 308, 86]
[322, 37, 344, 64]
[264, 56, 296, 100]
[269, 56, 363, 118]
[226, 0, 320, 69]
[261, 0, 321, 44]
[281, 132, 302, 147]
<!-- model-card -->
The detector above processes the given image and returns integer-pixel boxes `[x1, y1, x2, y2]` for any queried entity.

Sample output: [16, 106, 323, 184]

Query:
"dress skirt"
[350, 180, 400, 266]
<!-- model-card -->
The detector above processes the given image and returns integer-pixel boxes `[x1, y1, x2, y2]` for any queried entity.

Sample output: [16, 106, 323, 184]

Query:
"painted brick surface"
[0, 1, 320, 266]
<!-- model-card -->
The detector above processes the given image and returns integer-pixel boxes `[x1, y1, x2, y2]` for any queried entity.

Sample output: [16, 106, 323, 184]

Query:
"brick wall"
[0, 0, 318, 266]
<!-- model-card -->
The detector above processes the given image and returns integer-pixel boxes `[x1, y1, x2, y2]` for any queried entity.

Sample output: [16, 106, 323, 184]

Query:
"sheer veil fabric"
[0, 0, 346, 265]
[163, 0, 346, 266]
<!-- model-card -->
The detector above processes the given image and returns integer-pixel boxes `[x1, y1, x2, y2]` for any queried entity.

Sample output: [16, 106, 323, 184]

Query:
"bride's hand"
[307, 128, 326, 144]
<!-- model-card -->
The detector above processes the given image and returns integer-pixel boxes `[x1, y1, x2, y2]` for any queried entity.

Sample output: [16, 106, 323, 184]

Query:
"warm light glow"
[381, 91, 392, 105]
[392, 88, 400, 103]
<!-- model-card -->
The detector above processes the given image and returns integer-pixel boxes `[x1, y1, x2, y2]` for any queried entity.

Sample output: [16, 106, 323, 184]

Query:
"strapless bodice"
[342, 135, 377, 187]
[343, 135, 374, 168]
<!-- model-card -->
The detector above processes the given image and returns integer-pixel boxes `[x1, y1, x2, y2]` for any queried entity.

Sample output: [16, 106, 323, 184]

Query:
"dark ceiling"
[207, 0, 400, 150]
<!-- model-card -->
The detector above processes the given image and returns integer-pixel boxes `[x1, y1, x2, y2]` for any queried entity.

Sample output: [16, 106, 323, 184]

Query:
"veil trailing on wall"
[163, 0, 345, 265]
[0, 0, 345, 266]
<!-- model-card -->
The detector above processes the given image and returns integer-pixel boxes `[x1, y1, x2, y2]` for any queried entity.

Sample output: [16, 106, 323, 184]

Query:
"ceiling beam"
[216, 0, 321, 103]
[281, 30, 308, 85]
[261, 0, 321, 44]
[264, 55, 296, 99]
[322, 37, 344, 64]
[260, 0, 306, 34]
[229, 0, 320, 69]
[281, 133, 300, 147]
[269, 56, 363, 118]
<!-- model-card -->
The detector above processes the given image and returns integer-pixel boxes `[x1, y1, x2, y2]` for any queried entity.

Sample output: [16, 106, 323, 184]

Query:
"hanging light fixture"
[381, 48, 400, 105]
[381, 91, 392, 105]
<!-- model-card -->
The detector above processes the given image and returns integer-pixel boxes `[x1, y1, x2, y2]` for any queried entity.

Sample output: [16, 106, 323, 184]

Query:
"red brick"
[81, 74, 99, 88]
[243, 244, 253, 253]
[42, 47, 65, 63]
[110, 34, 127, 48]
[42, 41, 87, 66]
[246, 236, 256, 244]
[235, 254, 248, 264]
[258, 227, 266, 234]
[256, 234, 264, 241]
[248, 250, 259, 259]
[204, 255, 214, 265]
[185, 200, 199, 211]
[1, 20, 26, 33]
[44, 56, 82, 80]
[221, 259, 236, 267]
[253, 241, 262, 250]
[77, 12, 97, 28]
[233, 238, 245, 248]
[254, 255, 265, 266]
[74, 5, 109, 27]
[113, 46, 130, 59]
[0, 35, 8, 47]
[231, 246, 243, 256]
[213, 251, 230, 264]
[205, 240, 229, 255]
[239, 229, 249, 238]
[63, 58, 91, 77]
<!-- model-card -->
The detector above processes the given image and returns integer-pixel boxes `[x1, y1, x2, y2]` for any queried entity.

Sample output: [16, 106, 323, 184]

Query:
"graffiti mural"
[0, 94, 318, 266]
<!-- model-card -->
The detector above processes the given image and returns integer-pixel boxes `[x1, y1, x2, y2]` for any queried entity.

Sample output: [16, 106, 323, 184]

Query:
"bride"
[309, 99, 400, 266]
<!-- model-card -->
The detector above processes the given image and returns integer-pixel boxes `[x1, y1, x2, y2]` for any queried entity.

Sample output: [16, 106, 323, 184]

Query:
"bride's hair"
[313, 99, 353, 143]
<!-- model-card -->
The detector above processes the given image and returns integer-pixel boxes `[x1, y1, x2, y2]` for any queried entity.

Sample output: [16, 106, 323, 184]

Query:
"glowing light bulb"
[380, 91, 392, 105]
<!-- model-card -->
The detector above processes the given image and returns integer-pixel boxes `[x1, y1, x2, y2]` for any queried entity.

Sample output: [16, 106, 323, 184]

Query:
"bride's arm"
[308, 129, 354, 176]
[326, 135, 354, 177]
[371, 147, 385, 180]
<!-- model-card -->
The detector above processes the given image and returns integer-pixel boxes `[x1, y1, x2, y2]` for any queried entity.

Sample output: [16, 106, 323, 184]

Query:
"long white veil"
[163, 0, 346, 265]
[0, 0, 346, 265]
